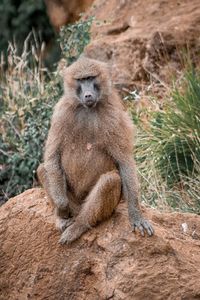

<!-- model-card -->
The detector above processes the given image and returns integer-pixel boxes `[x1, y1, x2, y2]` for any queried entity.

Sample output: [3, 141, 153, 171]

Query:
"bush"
[59, 16, 94, 64]
[138, 70, 200, 183]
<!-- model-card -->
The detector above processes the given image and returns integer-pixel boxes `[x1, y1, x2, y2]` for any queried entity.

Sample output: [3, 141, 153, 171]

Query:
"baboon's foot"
[56, 217, 74, 232]
[59, 222, 90, 244]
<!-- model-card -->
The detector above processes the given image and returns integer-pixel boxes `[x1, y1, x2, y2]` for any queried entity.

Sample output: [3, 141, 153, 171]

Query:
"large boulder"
[1, 188, 200, 299]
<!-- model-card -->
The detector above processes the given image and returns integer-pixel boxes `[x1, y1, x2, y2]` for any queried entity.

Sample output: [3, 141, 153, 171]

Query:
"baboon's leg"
[59, 170, 121, 244]
[37, 163, 71, 231]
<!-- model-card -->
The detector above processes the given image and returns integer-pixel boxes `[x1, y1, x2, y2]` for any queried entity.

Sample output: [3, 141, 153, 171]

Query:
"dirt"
[0, 188, 200, 300]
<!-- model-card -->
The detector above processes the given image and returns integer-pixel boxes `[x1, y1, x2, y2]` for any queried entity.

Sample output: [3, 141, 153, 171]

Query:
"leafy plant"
[59, 16, 94, 64]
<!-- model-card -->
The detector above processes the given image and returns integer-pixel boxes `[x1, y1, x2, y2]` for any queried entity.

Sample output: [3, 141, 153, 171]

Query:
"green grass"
[132, 69, 200, 213]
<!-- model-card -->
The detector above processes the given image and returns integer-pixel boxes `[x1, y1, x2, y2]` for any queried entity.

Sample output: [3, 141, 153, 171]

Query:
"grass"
[0, 40, 62, 200]
[128, 69, 200, 213]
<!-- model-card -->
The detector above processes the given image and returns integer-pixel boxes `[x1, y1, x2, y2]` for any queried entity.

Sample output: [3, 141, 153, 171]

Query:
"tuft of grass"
[0, 41, 62, 200]
[133, 69, 200, 213]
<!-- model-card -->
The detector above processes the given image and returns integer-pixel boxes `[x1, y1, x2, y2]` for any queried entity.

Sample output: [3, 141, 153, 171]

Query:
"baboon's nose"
[84, 92, 93, 100]
[84, 92, 95, 106]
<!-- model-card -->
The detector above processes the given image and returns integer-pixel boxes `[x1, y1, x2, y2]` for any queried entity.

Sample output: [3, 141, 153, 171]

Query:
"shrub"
[138, 70, 200, 183]
[59, 16, 94, 64]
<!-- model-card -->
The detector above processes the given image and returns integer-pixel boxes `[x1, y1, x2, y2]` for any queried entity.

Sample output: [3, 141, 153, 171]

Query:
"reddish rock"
[1, 188, 200, 299]
[85, 0, 200, 89]
[45, 0, 94, 29]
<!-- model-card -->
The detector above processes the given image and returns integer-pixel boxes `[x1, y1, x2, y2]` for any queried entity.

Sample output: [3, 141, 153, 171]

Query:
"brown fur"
[37, 57, 154, 244]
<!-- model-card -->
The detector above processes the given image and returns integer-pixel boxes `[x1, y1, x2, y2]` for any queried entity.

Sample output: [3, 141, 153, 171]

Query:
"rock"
[44, 0, 94, 29]
[84, 0, 200, 89]
[1, 188, 200, 299]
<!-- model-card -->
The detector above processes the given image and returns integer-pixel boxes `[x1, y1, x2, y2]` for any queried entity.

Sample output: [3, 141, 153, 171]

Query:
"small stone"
[181, 223, 188, 233]
[87, 143, 92, 150]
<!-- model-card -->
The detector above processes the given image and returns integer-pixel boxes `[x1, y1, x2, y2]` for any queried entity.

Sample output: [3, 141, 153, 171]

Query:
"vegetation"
[0, 12, 200, 214]
[59, 16, 94, 65]
[128, 69, 200, 213]
[144, 71, 200, 185]
[0, 44, 61, 200]
[0, 17, 94, 201]
[0, 0, 56, 60]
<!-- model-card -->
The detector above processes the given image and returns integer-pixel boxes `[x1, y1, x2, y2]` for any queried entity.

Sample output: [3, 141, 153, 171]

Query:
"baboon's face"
[76, 76, 100, 108]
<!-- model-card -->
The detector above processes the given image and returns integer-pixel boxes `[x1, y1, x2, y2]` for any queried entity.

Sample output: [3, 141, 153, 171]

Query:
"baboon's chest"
[61, 136, 115, 196]
[62, 138, 107, 175]
[60, 110, 116, 194]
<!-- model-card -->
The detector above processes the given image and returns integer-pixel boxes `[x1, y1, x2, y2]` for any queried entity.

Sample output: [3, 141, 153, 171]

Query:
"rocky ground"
[0, 188, 200, 300]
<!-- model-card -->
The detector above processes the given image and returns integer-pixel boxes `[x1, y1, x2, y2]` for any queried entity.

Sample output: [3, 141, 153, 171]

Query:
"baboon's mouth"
[85, 100, 97, 108]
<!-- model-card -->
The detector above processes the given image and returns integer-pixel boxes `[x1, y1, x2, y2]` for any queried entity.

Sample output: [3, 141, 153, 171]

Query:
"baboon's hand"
[56, 201, 70, 219]
[132, 218, 154, 236]
[57, 200, 69, 211]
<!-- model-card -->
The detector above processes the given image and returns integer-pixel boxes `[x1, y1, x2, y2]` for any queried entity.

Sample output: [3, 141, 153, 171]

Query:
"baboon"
[37, 57, 154, 244]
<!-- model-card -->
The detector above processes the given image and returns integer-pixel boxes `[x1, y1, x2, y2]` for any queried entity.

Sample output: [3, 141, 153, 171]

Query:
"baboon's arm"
[44, 122, 68, 210]
[118, 158, 153, 236]
[108, 119, 154, 236]
[44, 152, 68, 209]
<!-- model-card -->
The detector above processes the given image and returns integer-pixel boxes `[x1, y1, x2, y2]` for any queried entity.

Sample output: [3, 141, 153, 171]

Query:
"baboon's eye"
[77, 76, 95, 82]
[76, 85, 82, 95]
[83, 76, 95, 81]
[94, 83, 100, 92]
[87, 76, 95, 81]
